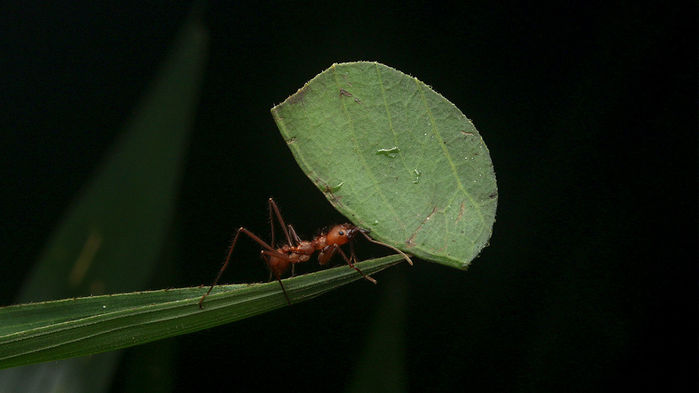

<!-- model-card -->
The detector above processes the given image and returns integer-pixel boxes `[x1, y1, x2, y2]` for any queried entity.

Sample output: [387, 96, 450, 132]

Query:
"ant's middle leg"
[261, 250, 294, 305]
[199, 227, 277, 309]
[287, 224, 303, 276]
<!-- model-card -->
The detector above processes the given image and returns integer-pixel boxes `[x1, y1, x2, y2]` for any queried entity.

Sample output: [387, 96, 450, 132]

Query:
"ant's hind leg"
[268, 198, 293, 248]
[199, 227, 278, 309]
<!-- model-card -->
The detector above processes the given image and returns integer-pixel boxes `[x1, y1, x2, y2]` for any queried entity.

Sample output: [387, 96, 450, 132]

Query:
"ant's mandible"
[198, 198, 413, 308]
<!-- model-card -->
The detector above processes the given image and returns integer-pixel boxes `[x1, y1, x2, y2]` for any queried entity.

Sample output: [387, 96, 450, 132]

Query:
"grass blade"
[0, 256, 403, 369]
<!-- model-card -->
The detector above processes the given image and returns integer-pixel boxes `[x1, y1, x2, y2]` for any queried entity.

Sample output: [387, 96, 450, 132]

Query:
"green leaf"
[271, 61, 497, 270]
[0, 256, 403, 369]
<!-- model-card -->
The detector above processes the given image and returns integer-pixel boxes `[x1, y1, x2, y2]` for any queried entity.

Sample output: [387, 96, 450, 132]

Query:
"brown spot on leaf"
[456, 201, 465, 223]
[288, 85, 310, 105]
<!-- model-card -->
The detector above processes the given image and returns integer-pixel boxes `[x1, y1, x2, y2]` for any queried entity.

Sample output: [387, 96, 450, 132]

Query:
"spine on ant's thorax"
[311, 236, 327, 250]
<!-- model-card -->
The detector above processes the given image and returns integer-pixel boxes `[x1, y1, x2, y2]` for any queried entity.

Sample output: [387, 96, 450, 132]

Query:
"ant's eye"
[338, 231, 344, 236]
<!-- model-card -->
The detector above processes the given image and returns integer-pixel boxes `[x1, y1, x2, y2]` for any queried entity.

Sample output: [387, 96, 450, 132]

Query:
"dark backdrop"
[1, 2, 695, 392]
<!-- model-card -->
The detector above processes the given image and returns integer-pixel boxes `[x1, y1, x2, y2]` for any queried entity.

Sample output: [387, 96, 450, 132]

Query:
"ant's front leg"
[356, 229, 414, 266]
[349, 239, 360, 265]
[334, 245, 378, 285]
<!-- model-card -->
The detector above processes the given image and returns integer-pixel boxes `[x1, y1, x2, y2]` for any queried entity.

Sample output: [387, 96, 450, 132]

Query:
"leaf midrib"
[330, 65, 407, 232]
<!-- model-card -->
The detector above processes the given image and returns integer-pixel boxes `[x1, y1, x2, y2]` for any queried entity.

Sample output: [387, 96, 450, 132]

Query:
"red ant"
[198, 198, 412, 308]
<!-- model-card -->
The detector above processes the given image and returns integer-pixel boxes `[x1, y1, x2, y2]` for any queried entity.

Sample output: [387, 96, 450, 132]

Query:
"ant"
[198, 198, 413, 308]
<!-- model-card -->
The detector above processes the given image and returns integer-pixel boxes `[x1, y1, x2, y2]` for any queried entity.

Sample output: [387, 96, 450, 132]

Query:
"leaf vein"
[331, 65, 406, 231]
[415, 79, 485, 226]
[375, 62, 415, 180]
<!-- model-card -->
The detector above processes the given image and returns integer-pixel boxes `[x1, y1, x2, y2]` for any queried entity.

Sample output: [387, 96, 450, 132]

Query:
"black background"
[1, 2, 695, 392]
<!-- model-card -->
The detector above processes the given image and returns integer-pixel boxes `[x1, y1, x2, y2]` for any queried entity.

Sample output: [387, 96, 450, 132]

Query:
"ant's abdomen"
[267, 255, 290, 278]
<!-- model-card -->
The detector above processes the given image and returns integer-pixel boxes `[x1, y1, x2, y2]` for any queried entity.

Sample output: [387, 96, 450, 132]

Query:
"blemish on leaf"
[456, 201, 465, 223]
[341, 72, 353, 87]
[412, 168, 421, 184]
[288, 84, 310, 105]
[354, 97, 362, 104]
[286, 136, 297, 144]
[461, 130, 474, 136]
[330, 181, 344, 191]
[406, 206, 438, 247]
[339, 88, 353, 97]
[316, 177, 345, 206]
[318, 178, 344, 193]
[376, 146, 400, 158]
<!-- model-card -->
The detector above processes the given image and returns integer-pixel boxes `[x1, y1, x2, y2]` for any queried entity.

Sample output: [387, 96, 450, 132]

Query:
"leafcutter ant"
[198, 198, 412, 308]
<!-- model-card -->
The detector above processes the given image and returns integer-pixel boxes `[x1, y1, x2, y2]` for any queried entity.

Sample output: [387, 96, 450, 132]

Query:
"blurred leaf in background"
[346, 270, 408, 393]
[0, 8, 208, 393]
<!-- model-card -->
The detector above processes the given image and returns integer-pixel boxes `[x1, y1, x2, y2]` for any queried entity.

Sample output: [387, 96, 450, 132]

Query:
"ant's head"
[326, 223, 363, 246]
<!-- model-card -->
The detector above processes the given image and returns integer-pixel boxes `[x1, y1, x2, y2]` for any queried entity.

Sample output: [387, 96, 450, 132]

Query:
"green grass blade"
[271, 62, 498, 269]
[0, 256, 403, 369]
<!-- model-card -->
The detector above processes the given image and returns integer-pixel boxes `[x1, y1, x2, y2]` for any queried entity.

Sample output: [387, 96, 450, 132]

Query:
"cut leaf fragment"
[272, 61, 497, 269]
